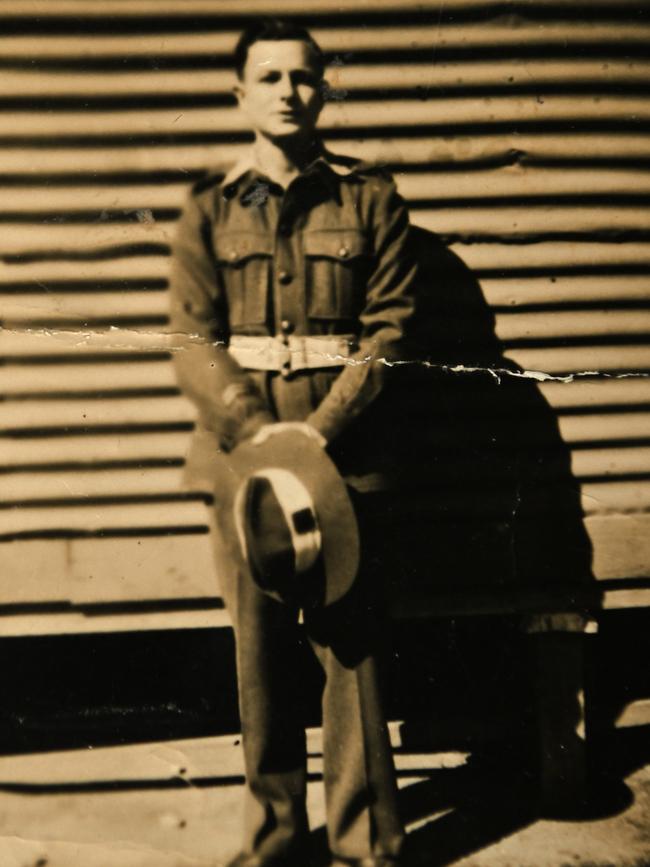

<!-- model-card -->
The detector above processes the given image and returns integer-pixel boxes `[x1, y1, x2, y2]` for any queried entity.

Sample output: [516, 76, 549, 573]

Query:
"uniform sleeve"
[169, 190, 274, 451]
[306, 177, 419, 443]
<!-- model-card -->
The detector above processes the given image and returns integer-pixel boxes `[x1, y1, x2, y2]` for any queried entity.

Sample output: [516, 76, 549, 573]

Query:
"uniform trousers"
[212, 490, 404, 863]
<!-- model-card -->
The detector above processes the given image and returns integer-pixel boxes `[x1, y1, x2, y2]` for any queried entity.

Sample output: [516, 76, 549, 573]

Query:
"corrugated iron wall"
[1, 0, 649, 635]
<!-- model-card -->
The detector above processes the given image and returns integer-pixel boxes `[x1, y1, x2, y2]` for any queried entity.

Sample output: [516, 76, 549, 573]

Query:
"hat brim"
[218, 430, 359, 607]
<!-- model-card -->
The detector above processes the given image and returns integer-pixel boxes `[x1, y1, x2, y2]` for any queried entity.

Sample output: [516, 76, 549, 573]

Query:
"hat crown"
[235, 467, 323, 592]
[224, 429, 359, 607]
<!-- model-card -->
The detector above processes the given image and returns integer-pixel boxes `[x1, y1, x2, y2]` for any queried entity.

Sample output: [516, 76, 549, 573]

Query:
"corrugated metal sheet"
[0, 0, 649, 633]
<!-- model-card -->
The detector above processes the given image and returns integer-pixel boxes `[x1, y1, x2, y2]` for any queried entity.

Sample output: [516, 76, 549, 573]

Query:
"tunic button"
[228, 249, 238, 261]
[280, 319, 294, 335]
[278, 270, 293, 285]
[281, 360, 292, 378]
[338, 245, 349, 258]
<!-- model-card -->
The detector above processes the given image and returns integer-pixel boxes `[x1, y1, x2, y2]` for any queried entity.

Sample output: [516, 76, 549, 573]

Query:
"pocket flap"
[213, 231, 273, 264]
[303, 229, 368, 260]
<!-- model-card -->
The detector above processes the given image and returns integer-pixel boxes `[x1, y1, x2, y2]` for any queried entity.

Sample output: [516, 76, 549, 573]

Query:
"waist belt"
[229, 334, 356, 376]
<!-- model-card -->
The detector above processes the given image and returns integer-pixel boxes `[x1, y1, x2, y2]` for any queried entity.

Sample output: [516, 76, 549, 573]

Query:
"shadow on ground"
[307, 722, 649, 867]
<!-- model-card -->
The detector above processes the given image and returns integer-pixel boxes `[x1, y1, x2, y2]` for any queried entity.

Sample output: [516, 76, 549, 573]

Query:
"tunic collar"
[222, 144, 358, 198]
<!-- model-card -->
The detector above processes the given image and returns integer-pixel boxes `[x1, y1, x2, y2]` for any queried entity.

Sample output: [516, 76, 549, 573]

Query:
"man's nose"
[278, 73, 297, 100]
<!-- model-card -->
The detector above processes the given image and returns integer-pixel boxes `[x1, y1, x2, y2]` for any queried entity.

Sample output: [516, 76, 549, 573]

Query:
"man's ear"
[312, 82, 325, 119]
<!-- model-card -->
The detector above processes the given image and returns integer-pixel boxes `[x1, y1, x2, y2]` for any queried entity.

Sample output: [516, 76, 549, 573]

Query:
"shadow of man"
[360, 227, 614, 857]
[353, 226, 598, 619]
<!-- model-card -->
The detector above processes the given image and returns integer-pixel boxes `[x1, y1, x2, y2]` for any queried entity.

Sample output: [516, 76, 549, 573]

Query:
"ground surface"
[0, 723, 648, 867]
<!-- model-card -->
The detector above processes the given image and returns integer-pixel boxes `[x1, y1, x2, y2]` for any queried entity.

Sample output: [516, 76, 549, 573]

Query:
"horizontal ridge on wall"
[1, 480, 649, 544]
[3, 243, 650, 283]
[2, 21, 650, 57]
[3, 166, 649, 206]
[0, 1, 646, 25]
[1, 98, 648, 138]
[3, 221, 650, 260]
[1, 135, 646, 177]
[2, 69, 650, 102]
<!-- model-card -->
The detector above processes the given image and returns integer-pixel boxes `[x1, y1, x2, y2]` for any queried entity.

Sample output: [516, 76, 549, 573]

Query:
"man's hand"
[250, 421, 327, 449]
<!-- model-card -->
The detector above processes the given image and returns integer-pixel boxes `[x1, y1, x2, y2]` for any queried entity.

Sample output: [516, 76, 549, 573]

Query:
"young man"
[170, 19, 420, 867]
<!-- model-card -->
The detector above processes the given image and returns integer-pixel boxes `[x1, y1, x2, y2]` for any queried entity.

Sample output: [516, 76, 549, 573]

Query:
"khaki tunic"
[169, 148, 420, 491]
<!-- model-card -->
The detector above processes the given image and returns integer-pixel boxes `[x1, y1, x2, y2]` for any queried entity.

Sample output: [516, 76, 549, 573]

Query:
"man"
[170, 18, 420, 867]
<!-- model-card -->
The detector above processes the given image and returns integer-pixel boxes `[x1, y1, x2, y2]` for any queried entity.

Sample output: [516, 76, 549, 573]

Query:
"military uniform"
[170, 147, 420, 864]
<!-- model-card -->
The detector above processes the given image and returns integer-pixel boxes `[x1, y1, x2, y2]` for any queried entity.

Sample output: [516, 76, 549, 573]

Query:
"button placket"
[274, 207, 301, 347]
[276, 258, 294, 347]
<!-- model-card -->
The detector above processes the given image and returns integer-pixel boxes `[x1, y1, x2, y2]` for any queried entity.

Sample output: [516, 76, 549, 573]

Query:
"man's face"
[235, 39, 324, 141]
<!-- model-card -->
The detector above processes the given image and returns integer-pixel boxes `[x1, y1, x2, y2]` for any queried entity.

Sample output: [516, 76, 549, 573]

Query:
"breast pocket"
[303, 229, 370, 322]
[213, 231, 272, 329]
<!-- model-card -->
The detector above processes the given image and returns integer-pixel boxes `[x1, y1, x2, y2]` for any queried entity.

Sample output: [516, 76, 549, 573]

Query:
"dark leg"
[304, 488, 404, 862]
[213, 501, 310, 861]
[527, 613, 598, 814]
[307, 634, 404, 862]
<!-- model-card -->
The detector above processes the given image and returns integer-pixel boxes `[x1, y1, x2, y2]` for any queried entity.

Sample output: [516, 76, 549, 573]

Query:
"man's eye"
[292, 71, 317, 87]
[259, 71, 280, 83]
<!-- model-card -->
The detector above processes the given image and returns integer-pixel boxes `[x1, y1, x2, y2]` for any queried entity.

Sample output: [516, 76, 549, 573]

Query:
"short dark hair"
[234, 18, 325, 80]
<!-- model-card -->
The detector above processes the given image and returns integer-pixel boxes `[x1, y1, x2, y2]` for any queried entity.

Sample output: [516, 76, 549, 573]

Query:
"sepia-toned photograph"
[0, 1, 649, 865]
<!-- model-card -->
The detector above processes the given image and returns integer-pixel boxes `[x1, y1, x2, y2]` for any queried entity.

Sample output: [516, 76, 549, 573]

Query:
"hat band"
[234, 467, 322, 576]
